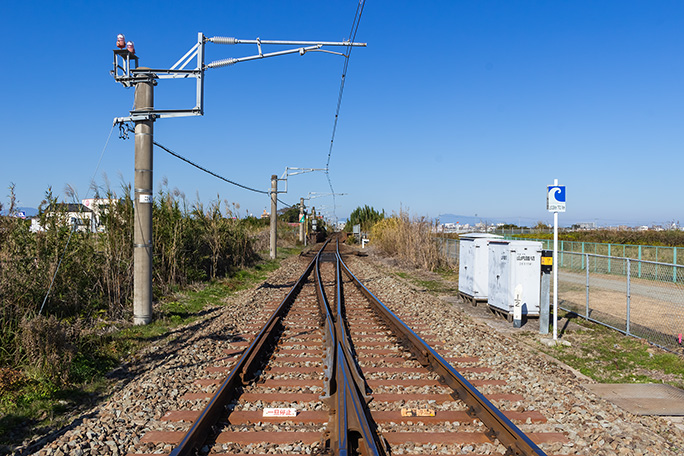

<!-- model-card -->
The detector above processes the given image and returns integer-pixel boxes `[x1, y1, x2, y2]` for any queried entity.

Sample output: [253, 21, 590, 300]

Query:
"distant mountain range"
[435, 213, 673, 229]
[18, 207, 38, 216]
[1, 207, 39, 217]
[436, 214, 533, 227]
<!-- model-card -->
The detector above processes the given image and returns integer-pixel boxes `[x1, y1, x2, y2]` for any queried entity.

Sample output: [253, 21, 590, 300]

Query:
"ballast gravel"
[345, 252, 684, 456]
[12, 247, 684, 456]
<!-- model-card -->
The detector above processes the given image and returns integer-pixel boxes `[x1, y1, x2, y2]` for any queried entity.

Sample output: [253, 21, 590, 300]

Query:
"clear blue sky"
[1, 1, 682, 227]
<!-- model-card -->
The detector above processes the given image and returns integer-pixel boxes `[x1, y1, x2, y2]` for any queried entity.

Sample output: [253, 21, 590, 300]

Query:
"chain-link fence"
[557, 252, 684, 351]
[437, 237, 460, 266]
[505, 237, 684, 272]
[436, 237, 684, 352]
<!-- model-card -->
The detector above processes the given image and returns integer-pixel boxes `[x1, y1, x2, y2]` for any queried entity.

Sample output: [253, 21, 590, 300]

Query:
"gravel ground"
[11, 256, 307, 456]
[10, 247, 684, 456]
[346, 248, 684, 456]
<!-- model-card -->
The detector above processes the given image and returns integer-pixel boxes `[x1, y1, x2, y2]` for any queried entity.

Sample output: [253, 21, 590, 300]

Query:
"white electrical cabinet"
[487, 240, 543, 316]
[458, 233, 502, 303]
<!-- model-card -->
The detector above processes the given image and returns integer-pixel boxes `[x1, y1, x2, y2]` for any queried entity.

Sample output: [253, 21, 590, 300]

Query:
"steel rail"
[168, 244, 324, 456]
[337, 242, 548, 456]
[316, 244, 387, 456]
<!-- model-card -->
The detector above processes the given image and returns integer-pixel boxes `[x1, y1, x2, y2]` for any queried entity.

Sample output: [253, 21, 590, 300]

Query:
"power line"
[124, 126, 269, 195]
[277, 197, 293, 209]
[325, 0, 366, 219]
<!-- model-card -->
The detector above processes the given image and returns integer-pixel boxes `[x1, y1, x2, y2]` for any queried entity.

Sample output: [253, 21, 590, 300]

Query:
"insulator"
[116, 34, 126, 49]
[207, 58, 238, 69]
[210, 36, 237, 45]
[126, 41, 135, 54]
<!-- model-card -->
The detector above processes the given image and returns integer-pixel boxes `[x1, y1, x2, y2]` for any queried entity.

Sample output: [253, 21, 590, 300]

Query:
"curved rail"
[316, 242, 388, 456]
[337, 241, 548, 456]
[166, 237, 548, 456]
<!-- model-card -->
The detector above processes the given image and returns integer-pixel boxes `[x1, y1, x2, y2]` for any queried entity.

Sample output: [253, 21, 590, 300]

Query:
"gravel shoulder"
[12, 247, 684, 456]
[351, 246, 684, 455]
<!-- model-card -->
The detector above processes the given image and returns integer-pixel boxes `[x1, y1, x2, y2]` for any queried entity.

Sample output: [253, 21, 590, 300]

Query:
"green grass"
[394, 271, 457, 294]
[0, 253, 295, 449]
[528, 315, 684, 388]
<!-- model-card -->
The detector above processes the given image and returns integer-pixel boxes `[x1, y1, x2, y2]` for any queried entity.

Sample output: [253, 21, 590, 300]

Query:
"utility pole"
[270, 175, 278, 259]
[112, 33, 366, 325]
[299, 197, 305, 244]
[133, 73, 155, 325]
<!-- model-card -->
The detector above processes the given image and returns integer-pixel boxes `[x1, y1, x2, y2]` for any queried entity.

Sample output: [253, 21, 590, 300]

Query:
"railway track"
[128, 239, 568, 456]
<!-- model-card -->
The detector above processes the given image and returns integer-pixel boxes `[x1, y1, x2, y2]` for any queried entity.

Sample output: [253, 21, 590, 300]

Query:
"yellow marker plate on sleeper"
[401, 408, 435, 417]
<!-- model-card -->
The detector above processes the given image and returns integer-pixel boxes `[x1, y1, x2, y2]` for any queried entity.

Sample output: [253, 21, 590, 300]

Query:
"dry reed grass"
[371, 209, 448, 271]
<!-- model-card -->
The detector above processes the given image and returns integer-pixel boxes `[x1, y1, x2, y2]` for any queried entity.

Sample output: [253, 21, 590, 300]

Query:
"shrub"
[371, 209, 447, 271]
[0, 182, 264, 378]
[19, 315, 76, 386]
[344, 205, 385, 233]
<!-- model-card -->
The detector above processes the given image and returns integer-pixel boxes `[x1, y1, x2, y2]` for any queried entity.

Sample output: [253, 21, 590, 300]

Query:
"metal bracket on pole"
[112, 32, 366, 125]
[305, 192, 348, 200]
[112, 31, 366, 325]
[278, 167, 327, 194]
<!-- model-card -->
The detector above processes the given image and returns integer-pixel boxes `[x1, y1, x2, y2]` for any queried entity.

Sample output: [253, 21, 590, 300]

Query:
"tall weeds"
[371, 208, 448, 271]
[0, 182, 262, 382]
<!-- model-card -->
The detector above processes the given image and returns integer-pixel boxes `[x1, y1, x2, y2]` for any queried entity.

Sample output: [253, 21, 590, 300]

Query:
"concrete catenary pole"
[133, 74, 155, 325]
[311, 206, 317, 242]
[270, 174, 278, 259]
[299, 197, 305, 244]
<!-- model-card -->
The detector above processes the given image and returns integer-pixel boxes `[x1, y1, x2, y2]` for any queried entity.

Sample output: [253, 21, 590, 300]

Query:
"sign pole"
[547, 178, 565, 341]
[553, 180, 559, 340]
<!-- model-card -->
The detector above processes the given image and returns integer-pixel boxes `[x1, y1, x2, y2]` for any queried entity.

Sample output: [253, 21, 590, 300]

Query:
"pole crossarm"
[208, 37, 367, 47]
[306, 192, 347, 200]
[277, 167, 327, 194]
[112, 32, 366, 125]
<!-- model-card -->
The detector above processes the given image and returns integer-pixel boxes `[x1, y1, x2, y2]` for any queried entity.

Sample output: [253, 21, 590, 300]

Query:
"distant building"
[435, 222, 477, 234]
[82, 198, 117, 232]
[31, 198, 117, 233]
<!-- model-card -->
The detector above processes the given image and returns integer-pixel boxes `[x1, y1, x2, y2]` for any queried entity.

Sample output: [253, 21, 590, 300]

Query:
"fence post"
[608, 244, 612, 274]
[585, 253, 590, 319]
[674, 247, 678, 283]
[638, 245, 642, 278]
[626, 259, 631, 336]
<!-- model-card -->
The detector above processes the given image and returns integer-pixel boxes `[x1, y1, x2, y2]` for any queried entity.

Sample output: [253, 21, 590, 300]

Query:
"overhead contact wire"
[325, 0, 366, 219]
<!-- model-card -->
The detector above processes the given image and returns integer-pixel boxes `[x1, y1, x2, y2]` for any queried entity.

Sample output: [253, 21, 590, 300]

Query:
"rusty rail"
[317, 244, 388, 456]
[337, 241, 548, 456]
[168, 243, 323, 456]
